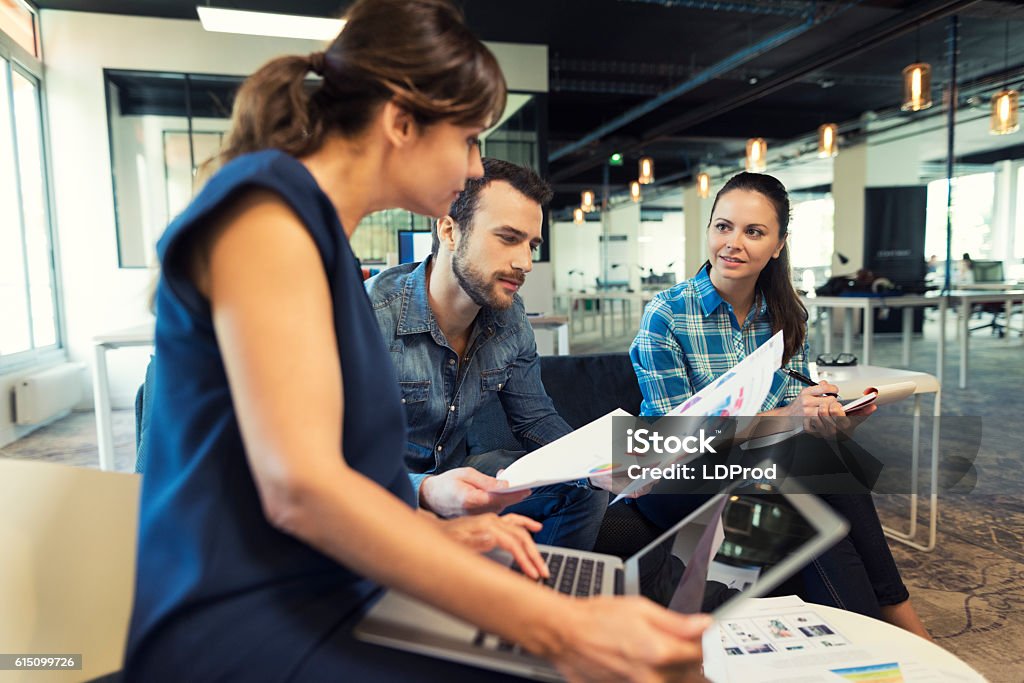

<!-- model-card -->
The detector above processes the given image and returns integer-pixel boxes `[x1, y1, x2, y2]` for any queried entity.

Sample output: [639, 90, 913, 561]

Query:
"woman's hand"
[433, 512, 549, 580]
[547, 596, 710, 683]
[783, 382, 850, 437]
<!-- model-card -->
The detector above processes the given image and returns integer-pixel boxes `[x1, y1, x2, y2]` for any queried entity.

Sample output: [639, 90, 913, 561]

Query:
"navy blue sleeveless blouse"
[124, 150, 414, 680]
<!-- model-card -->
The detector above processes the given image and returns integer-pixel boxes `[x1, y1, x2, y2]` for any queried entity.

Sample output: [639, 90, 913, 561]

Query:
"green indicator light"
[609, 153, 623, 166]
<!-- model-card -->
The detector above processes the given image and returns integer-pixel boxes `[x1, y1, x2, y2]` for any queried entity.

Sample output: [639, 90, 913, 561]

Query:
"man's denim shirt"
[365, 257, 571, 497]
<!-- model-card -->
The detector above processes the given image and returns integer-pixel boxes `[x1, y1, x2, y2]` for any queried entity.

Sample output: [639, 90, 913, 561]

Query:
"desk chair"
[0, 459, 140, 682]
[967, 261, 1018, 337]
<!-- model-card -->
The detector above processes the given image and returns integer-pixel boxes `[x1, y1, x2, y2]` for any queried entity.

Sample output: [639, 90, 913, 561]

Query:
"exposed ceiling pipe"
[551, 0, 980, 182]
[549, 9, 821, 162]
[622, 0, 813, 18]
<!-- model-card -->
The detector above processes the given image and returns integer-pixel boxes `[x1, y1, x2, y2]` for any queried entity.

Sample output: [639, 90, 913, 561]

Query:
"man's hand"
[419, 467, 531, 517]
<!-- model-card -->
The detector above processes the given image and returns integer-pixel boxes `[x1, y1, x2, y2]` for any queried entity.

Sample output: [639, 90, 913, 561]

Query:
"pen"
[783, 368, 839, 398]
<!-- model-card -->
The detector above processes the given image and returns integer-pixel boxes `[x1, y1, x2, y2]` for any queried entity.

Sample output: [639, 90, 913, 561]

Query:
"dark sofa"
[466, 353, 662, 557]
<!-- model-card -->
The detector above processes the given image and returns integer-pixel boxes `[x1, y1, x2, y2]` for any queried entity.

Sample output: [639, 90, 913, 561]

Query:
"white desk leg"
[937, 297, 946, 388]
[884, 395, 920, 542]
[91, 343, 116, 471]
[1006, 298, 1014, 345]
[862, 303, 873, 365]
[959, 299, 969, 389]
[902, 307, 913, 366]
[843, 309, 853, 353]
[823, 308, 832, 354]
[600, 299, 606, 340]
[557, 323, 569, 355]
[891, 389, 940, 552]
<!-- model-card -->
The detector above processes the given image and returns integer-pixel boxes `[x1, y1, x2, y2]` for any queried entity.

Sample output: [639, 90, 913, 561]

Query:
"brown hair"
[432, 158, 553, 256]
[708, 172, 807, 365]
[219, 0, 506, 164]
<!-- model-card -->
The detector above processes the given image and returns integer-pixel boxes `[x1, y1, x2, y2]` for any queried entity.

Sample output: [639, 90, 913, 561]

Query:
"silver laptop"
[355, 481, 848, 681]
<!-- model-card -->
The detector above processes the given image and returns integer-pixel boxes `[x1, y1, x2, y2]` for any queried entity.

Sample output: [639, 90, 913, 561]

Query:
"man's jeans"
[463, 450, 608, 551]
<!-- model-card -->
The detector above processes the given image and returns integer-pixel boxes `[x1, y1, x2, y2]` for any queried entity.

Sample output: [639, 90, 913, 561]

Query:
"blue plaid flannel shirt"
[630, 265, 809, 416]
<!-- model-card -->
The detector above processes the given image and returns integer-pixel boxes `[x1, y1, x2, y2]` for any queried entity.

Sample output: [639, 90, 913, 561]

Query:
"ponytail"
[219, 54, 323, 165]
[215, 0, 505, 170]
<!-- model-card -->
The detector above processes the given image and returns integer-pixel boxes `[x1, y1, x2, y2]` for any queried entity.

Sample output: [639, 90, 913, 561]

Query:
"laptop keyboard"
[474, 551, 609, 653]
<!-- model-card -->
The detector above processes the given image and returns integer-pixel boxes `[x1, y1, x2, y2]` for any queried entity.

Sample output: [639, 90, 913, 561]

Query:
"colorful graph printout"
[829, 661, 905, 682]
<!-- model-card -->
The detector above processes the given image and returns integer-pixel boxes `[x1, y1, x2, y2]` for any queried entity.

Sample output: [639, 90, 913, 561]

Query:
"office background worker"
[366, 158, 608, 550]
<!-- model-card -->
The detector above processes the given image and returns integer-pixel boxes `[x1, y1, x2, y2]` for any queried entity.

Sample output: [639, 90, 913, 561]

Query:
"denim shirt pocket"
[480, 366, 512, 393]
[399, 380, 432, 429]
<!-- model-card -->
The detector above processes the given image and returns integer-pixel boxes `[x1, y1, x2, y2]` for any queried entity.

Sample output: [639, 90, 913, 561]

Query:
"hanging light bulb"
[990, 25, 1019, 135]
[630, 180, 642, 202]
[573, 207, 585, 224]
[991, 90, 1019, 135]
[901, 63, 932, 111]
[817, 123, 839, 158]
[746, 138, 767, 172]
[697, 172, 710, 198]
[638, 157, 655, 184]
[581, 190, 595, 213]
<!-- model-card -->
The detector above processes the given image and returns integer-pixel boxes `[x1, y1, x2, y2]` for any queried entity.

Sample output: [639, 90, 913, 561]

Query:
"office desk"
[801, 294, 945, 378]
[92, 323, 155, 471]
[557, 291, 651, 340]
[946, 289, 1024, 388]
[812, 363, 941, 552]
[527, 315, 569, 355]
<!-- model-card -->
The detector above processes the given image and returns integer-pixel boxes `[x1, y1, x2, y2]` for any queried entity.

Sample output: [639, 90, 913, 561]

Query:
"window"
[1014, 165, 1024, 261]
[0, 51, 59, 364]
[788, 195, 835, 288]
[925, 172, 995, 261]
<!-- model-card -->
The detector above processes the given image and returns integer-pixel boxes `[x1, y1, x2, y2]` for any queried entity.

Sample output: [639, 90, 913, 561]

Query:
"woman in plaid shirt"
[630, 172, 930, 639]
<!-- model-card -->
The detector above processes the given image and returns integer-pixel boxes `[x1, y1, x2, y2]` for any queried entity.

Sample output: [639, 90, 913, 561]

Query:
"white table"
[92, 323, 155, 471]
[811, 363, 941, 552]
[557, 291, 651, 340]
[945, 289, 1024, 388]
[801, 294, 946, 382]
[528, 315, 569, 355]
[704, 596, 986, 682]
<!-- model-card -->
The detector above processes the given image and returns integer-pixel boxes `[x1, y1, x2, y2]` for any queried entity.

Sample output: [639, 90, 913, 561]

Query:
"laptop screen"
[632, 485, 826, 614]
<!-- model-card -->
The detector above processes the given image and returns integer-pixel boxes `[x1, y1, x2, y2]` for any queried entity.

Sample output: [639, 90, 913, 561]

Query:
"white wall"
[3, 10, 548, 437]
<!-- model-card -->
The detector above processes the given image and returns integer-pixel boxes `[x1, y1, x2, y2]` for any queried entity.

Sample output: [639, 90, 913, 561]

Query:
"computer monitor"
[397, 230, 432, 264]
[972, 260, 1004, 283]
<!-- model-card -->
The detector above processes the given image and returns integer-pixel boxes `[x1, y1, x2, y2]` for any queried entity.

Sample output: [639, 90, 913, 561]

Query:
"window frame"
[0, 10, 67, 373]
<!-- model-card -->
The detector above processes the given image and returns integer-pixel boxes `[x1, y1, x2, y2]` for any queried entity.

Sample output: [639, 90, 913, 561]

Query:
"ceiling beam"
[550, 0, 982, 182]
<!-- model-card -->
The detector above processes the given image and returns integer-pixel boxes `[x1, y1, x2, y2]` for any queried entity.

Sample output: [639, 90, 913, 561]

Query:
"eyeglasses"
[816, 352, 857, 367]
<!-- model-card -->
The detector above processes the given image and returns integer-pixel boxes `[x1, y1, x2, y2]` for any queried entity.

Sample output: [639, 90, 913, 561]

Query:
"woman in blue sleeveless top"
[630, 172, 930, 639]
[124, 1, 710, 680]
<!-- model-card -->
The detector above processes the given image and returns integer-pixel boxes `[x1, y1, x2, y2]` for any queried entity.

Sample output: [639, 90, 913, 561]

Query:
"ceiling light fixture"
[991, 90, 1019, 135]
[817, 123, 839, 158]
[581, 190, 596, 213]
[196, 6, 345, 41]
[573, 207, 585, 224]
[991, 23, 1019, 135]
[901, 28, 932, 112]
[630, 181, 642, 202]
[746, 138, 767, 172]
[696, 172, 710, 198]
[638, 157, 655, 184]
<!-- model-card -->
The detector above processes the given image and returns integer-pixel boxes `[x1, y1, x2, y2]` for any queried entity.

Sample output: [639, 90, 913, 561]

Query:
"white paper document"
[496, 409, 632, 492]
[668, 330, 785, 418]
[609, 331, 786, 503]
[702, 596, 984, 683]
[498, 332, 787, 497]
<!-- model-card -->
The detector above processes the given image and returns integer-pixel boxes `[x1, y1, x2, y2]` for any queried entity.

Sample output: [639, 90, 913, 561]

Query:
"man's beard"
[451, 240, 524, 311]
